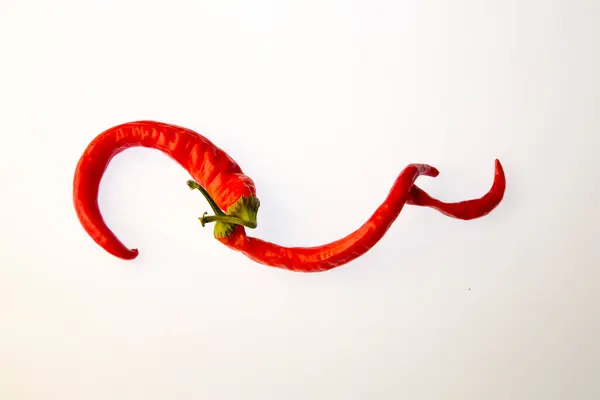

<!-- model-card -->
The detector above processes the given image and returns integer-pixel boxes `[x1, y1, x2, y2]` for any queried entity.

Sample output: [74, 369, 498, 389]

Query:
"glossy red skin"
[217, 161, 505, 272]
[73, 120, 506, 272]
[73, 121, 256, 260]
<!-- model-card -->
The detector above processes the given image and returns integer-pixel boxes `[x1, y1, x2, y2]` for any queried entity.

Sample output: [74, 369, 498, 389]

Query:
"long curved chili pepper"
[73, 121, 505, 272]
[216, 161, 505, 272]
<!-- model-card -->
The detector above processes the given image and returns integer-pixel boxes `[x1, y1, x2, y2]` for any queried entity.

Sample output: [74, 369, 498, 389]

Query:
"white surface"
[1, 1, 599, 399]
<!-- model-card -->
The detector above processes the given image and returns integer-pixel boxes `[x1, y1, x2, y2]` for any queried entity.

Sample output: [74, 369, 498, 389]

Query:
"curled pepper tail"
[407, 159, 505, 220]
[73, 146, 140, 260]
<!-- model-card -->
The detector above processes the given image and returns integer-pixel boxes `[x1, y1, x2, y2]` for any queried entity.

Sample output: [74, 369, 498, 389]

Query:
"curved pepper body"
[217, 164, 439, 272]
[218, 161, 505, 272]
[73, 121, 256, 259]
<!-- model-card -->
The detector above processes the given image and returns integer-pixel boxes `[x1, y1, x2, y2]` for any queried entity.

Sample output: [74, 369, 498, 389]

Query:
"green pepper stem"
[199, 213, 257, 229]
[187, 180, 224, 216]
[187, 180, 257, 231]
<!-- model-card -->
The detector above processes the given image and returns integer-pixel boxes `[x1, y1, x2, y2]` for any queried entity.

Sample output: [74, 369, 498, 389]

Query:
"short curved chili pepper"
[73, 121, 505, 272]
[73, 121, 259, 260]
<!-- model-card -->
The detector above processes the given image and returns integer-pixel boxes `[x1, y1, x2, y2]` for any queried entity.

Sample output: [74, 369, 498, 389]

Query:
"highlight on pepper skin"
[73, 120, 506, 272]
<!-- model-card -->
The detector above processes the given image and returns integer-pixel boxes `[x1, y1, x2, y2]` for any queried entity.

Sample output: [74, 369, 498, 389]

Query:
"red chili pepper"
[73, 121, 259, 260]
[216, 161, 505, 272]
[73, 120, 505, 272]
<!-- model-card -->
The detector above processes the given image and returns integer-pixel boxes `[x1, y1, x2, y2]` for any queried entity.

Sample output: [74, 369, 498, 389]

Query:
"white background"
[1, 0, 598, 399]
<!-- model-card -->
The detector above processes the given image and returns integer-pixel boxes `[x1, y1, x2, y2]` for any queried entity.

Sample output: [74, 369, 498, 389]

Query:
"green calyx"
[186, 180, 260, 238]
